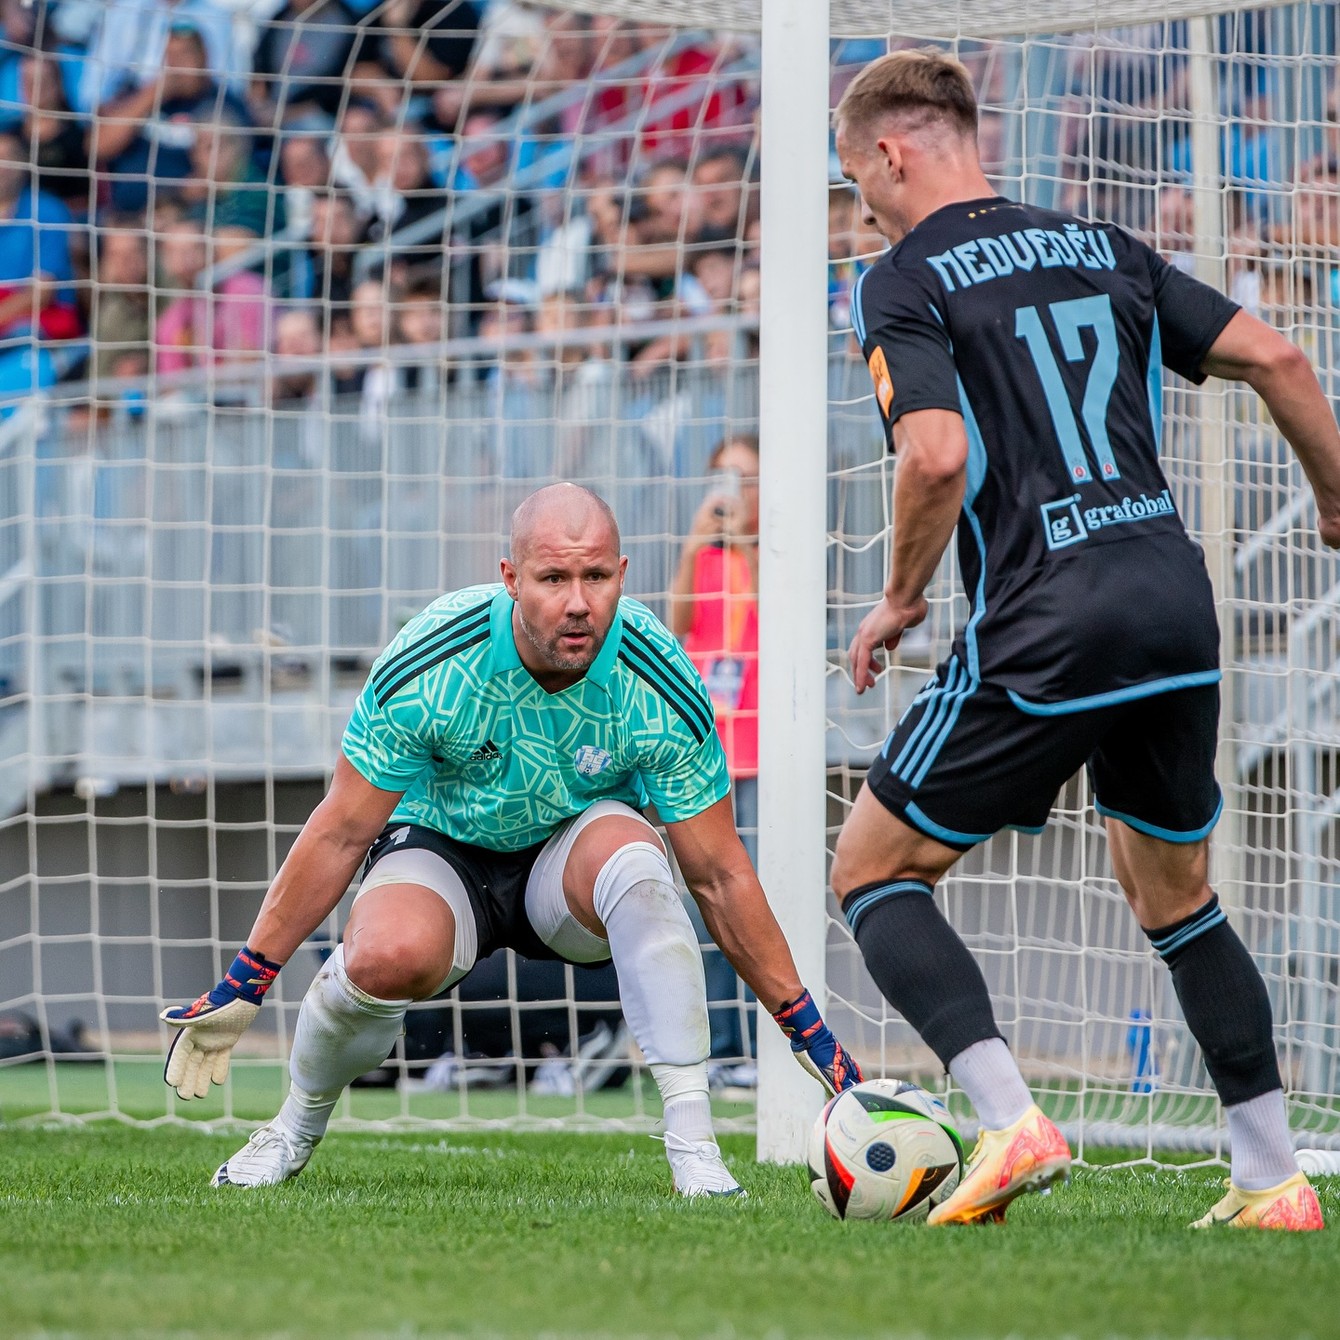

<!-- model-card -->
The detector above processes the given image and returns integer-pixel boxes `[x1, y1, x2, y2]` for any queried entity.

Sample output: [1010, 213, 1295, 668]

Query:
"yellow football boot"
[1191, 1172, 1323, 1230]
[927, 1103, 1071, 1226]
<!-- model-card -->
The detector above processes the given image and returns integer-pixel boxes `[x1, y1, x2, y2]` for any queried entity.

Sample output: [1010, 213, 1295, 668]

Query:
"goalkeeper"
[162, 483, 860, 1196]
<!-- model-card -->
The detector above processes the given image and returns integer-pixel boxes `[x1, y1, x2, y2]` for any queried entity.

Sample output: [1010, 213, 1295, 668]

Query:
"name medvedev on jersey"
[342, 583, 730, 850]
[853, 195, 1238, 708]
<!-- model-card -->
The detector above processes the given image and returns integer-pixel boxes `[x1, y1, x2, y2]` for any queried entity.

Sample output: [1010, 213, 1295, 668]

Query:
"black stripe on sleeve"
[374, 628, 492, 707]
[617, 647, 712, 746]
[621, 624, 715, 738]
[372, 603, 491, 699]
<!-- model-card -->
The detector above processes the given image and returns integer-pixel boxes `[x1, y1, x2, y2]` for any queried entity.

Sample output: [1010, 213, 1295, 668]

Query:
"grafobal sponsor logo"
[1041, 488, 1177, 551]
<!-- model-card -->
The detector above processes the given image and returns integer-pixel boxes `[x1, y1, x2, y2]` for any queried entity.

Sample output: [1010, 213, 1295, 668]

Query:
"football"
[808, 1079, 965, 1222]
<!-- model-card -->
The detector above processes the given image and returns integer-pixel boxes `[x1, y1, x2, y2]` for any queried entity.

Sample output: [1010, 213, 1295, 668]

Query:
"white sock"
[948, 1038, 1034, 1130]
[1226, 1089, 1298, 1190]
[595, 855, 711, 1062]
[660, 1088, 715, 1146]
[278, 944, 410, 1143]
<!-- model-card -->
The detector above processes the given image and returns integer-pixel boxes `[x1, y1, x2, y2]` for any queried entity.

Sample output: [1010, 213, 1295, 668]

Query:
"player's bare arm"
[668, 793, 861, 1094]
[1200, 309, 1340, 547]
[664, 794, 802, 1012]
[849, 408, 968, 693]
[246, 756, 404, 964]
[157, 757, 403, 1099]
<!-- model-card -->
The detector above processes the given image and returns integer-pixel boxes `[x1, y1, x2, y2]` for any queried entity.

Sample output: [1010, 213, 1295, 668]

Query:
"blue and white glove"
[772, 989, 864, 1097]
[160, 946, 281, 1100]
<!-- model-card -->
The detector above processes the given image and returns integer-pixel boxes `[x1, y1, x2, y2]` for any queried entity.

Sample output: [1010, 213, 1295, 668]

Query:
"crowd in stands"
[0, 1, 1335, 415]
[0, 0, 773, 412]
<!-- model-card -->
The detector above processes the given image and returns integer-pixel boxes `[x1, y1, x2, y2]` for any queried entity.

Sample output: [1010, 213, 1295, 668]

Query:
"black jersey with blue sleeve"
[854, 195, 1239, 709]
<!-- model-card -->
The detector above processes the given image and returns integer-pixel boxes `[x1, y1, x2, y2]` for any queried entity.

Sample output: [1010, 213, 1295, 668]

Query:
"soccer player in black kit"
[830, 49, 1340, 1229]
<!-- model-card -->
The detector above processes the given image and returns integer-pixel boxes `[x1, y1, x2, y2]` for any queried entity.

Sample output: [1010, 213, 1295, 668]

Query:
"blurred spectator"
[826, 185, 857, 326]
[353, 0, 480, 120]
[153, 218, 267, 375]
[428, 7, 587, 131]
[0, 0, 36, 77]
[269, 306, 323, 407]
[92, 23, 253, 213]
[685, 241, 737, 312]
[367, 123, 447, 244]
[348, 274, 402, 432]
[669, 432, 760, 1073]
[397, 276, 445, 390]
[640, 29, 751, 160]
[180, 107, 279, 236]
[11, 51, 90, 211]
[279, 132, 331, 192]
[452, 110, 533, 313]
[277, 130, 332, 237]
[1152, 182, 1196, 272]
[671, 435, 761, 783]
[89, 213, 151, 382]
[737, 261, 759, 360]
[329, 98, 384, 215]
[0, 127, 82, 401]
[691, 144, 752, 237]
[639, 156, 699, 249]
[76, 0, 248, 116]
[1305, 70, 1340, 180]
[478, 288, 538, 389]
[287, 186, 361, 312]
[251, 0, 360, 126]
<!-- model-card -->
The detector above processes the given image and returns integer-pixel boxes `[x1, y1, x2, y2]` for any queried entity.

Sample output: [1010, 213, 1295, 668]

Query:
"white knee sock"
[948, 1037, 1034, 1131]
[593, 844, 712, 1131]
[279, 944, 411, 1142]
[1226, 1089, 1298, 1189]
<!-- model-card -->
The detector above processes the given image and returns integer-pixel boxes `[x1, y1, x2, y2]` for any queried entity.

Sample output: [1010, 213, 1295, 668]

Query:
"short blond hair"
[835, 48, 977, 140]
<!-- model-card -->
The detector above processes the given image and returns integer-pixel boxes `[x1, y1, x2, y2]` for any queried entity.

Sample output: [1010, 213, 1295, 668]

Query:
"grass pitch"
[2, 1122, 1337, 1340]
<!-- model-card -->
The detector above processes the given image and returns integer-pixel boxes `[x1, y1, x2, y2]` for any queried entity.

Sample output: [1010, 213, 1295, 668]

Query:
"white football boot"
[213, 1118, 318, 1187]
[662, 1131, 745, 1198]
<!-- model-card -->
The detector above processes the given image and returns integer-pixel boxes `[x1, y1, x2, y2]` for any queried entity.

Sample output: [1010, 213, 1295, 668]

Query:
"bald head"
[502, 484, 627, 692]
[509, 484, 620, 566]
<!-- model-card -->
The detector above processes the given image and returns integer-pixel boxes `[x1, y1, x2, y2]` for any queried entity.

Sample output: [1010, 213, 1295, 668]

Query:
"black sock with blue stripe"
[843, 879, 1004, 1068]
[1143, 895, 1281, 1106]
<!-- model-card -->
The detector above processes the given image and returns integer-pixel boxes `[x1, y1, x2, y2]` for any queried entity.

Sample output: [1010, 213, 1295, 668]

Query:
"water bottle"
[1126, 1008, 1157, 1093]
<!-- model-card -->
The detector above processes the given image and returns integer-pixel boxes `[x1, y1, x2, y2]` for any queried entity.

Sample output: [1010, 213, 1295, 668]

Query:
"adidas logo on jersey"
[468, 739, 501, 762]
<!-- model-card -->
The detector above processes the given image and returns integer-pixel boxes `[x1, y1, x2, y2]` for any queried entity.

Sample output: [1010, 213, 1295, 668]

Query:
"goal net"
[3, 0, 1338, 1161]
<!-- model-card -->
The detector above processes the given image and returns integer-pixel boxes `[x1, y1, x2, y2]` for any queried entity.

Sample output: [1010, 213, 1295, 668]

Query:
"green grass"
[1, 1125, 1337, 1339]
[1, 1057, 708, 1127]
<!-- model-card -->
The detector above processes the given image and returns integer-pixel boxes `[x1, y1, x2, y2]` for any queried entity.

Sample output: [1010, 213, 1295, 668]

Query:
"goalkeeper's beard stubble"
[516, 608, 604, 676]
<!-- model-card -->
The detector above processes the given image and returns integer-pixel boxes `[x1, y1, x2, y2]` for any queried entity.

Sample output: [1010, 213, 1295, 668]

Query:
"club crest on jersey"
[573, 745, 613, 777]
[867, 346, 894, 417]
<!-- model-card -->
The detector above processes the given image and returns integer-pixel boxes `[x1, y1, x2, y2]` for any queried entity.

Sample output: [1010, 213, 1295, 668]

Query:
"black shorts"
[866, 660, 1222, 850]
[361, 824, 562, 962]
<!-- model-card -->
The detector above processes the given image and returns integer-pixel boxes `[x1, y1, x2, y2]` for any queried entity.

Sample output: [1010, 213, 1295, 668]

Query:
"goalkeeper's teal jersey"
[342, 584, 731, 851]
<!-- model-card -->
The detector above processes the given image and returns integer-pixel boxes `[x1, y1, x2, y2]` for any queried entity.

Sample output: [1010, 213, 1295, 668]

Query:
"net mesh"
[2, 1, 1337, 1155]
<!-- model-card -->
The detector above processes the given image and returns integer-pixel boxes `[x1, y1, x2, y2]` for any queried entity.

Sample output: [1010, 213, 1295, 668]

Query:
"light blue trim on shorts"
[1005, 670, 1221, 717]
[1095, 790, 1223, 844]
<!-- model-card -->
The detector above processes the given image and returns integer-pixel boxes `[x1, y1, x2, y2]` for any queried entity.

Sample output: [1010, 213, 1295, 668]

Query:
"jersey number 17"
[1015, 294, 1121, 485]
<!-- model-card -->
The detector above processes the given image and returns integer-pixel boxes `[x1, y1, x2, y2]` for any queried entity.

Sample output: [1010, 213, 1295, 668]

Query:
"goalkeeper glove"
[772, 989, 863, 1097]
[160, 946, 280, 1100]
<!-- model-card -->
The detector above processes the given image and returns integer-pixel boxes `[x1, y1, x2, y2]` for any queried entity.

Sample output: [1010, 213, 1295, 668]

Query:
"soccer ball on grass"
[808, 1079, 964, 1222]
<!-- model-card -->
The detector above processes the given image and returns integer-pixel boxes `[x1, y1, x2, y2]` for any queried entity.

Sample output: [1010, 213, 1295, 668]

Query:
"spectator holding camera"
[670, 434, 761, 1079]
